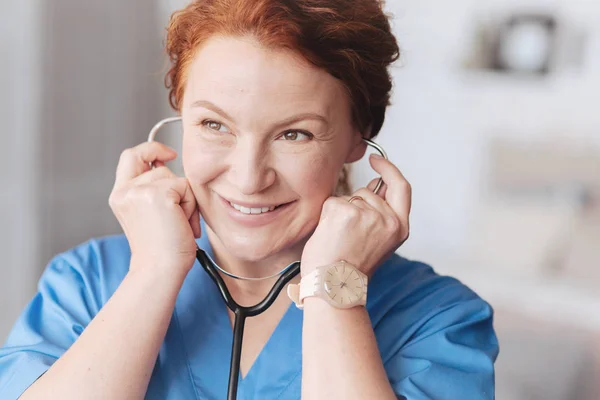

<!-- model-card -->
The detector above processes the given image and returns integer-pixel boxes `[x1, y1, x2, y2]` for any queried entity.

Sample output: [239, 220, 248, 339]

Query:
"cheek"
[181, 135, 226, 185]
[281, 153, 339, 200]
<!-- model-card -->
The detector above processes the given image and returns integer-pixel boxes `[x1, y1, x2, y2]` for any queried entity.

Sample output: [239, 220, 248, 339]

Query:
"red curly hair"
[164, 0, 399, 140]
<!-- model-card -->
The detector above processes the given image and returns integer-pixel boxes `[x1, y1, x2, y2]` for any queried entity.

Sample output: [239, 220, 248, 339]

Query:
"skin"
[21, 35, 410, 399]
[180, 36, 366, 288]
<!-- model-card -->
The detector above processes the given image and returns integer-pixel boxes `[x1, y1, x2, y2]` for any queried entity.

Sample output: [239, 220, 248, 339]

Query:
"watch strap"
[287, 268, 320, 310]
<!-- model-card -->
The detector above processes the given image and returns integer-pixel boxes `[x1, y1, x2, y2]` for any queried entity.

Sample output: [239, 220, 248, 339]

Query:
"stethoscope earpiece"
[362, 138, 387, 195]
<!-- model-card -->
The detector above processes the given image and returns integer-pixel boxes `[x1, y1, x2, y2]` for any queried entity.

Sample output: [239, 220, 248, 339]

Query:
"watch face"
[323, 262, 366, 307]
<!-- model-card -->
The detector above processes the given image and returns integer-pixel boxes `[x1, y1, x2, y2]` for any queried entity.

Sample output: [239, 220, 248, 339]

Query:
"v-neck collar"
[172, 233, 303, 399]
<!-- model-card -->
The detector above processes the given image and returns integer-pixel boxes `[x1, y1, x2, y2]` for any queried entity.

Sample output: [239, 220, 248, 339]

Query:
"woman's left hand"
[301, 154, 412, 278]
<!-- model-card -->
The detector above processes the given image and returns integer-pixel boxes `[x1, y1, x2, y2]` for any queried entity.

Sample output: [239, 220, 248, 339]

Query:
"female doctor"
[0, 0, 498, 399]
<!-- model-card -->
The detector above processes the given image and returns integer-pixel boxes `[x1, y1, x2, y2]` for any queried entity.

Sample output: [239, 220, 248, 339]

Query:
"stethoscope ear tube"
[146, 116, 388, 194]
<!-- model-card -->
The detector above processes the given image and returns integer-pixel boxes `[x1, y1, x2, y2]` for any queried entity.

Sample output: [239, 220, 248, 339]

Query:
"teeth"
[240, 206, 251, 214]
[230, 202, 277, 215]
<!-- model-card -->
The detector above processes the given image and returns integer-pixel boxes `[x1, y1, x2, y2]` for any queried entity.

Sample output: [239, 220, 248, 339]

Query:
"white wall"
[0, 0, 42, 341]
[38, 0, 167, 264]
[353, 0, 600, 269]
[1, 0, 168, 341]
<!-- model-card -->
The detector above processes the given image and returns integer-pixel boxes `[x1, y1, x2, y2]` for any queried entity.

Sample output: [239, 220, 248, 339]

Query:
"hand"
[108, 142, 201, 277]
[301, 154, 411, 277]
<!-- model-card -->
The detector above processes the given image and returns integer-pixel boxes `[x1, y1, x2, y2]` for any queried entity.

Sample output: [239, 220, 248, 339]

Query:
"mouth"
[218, 194, 294, 216]
[228, 202, 279, 215]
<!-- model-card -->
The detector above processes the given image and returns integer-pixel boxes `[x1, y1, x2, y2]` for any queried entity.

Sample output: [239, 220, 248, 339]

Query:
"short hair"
[164, 0, 400, 139]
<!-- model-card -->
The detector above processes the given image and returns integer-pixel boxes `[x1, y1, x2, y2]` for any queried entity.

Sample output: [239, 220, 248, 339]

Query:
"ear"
[344, 125, 371, 163]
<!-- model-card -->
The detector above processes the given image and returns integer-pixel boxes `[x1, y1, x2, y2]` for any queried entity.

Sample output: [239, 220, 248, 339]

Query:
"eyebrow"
[191, 100, 235, 122]
[190, 99, 329, 130]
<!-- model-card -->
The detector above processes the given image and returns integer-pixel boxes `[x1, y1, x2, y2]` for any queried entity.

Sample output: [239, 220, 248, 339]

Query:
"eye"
[280, 131, 312, 141]
[201, 120, 230, 133]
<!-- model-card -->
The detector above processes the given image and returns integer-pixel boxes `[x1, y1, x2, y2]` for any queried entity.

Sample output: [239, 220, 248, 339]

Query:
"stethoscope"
[148, 116, 388, 400]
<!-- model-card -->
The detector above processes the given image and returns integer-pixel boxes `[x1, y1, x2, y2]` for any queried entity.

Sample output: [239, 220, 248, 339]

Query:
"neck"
[204, 227, 305, 305]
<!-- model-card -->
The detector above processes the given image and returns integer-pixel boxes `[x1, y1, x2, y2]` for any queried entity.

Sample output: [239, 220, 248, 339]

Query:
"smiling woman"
[0, 1, 498, 400]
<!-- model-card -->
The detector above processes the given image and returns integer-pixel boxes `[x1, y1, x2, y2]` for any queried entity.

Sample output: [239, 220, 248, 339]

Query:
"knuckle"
[139, 185, 159, 202]
[125, 185, 156, 206]
[108, 189, 125, 207]
[119, 147, 134, 162]
[152, 166, 169, 177]
[400, 180, 412, 193]
[388, 215, 402, 232]
[108, 194, 117, 209]
[344, 204, 361, 219]
[364, 208, 379, 222]
[322, 197, 339, 212]
[353, 188, 370, 199]
[391, 218, 409, 242]
[400, 228, 410, 243]
[146, 166, 174, 182]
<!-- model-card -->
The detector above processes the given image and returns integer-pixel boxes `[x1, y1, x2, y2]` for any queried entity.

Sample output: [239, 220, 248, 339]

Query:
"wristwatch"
[287, 261, 368, 310]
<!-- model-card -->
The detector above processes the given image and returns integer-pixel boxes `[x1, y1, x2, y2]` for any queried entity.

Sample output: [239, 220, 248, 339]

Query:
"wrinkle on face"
[179, 34, 361, 272]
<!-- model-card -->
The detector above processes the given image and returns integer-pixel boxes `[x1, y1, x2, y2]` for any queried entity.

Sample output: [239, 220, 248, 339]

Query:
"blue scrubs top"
[0, 233, 498, 399]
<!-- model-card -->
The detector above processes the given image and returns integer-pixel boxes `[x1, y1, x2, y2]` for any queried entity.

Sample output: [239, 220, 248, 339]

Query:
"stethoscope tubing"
[196, 248, 301, 400]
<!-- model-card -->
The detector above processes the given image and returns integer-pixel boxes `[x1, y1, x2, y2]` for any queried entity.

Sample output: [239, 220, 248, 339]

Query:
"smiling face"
[181, 35, 365, 263]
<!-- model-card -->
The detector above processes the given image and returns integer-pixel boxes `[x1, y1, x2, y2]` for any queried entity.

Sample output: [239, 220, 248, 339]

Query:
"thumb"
[189, 207, 202, 239]
[175, 178, 197, 220]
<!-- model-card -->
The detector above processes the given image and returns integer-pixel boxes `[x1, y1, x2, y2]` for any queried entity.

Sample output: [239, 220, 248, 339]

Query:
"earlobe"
[346, 139, 367, 163]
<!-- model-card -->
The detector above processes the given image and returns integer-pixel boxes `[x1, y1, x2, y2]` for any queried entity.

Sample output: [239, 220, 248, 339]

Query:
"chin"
[212, 223, 309, 264]
[208, 225, 279, 259]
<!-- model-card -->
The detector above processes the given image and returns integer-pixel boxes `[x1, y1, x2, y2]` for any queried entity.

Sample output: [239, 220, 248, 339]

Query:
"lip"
[219, 195, 282, 209]
[216, 193, 295, 228]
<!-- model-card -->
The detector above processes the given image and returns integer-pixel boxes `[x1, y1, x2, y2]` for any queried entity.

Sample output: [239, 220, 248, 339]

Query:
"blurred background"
[1, 0, 599, 398]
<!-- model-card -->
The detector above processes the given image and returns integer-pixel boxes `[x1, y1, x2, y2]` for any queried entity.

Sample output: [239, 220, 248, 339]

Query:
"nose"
[227, 137, 276, 195]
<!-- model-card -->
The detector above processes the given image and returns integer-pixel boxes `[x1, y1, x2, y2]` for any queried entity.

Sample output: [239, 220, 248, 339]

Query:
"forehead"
[183, 35, 349, 117]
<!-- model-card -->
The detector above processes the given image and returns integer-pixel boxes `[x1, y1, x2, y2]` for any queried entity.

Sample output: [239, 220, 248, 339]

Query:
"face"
[181, 35, 365, 263]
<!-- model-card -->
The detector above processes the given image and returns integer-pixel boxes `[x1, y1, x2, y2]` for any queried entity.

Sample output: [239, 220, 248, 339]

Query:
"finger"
[138, 177, 197, 222]
[366, 178, 388, 199]
[190, 206, 202, 239]
[171, 178, 198, 221]
[115, 142, 177, 188]
[349, 187, 390, 215]
[132, 166, 176, 186]
[368, 154, 411, 217]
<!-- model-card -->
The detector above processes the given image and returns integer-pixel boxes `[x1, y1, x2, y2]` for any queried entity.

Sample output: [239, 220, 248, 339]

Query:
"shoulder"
[369, 254, 498, 398]
[369, 253, 486, 313]
[368, 253, 498, 357]
[57, 233, 131, 267]
[43, 234, 132, 305]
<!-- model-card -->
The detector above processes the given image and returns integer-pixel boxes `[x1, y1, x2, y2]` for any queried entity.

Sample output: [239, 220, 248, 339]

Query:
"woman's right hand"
[109, 142, 201, 277]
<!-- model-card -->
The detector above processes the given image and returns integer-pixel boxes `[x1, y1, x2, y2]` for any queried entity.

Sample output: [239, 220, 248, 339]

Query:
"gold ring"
[348, 195, 364, 204]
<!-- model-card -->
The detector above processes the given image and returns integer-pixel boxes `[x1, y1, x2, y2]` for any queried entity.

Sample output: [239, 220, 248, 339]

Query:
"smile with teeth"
[229, 202, 278, 215]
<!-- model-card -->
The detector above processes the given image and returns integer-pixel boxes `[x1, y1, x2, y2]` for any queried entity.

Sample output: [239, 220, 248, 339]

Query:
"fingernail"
[370, 153, 383, 159]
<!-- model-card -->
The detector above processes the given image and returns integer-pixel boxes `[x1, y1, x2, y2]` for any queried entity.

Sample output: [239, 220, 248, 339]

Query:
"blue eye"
[281, 131, 312, 141]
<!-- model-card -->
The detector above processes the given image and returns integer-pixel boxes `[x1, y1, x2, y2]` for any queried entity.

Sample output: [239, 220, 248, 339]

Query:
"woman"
[0, 0, 498, 399]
